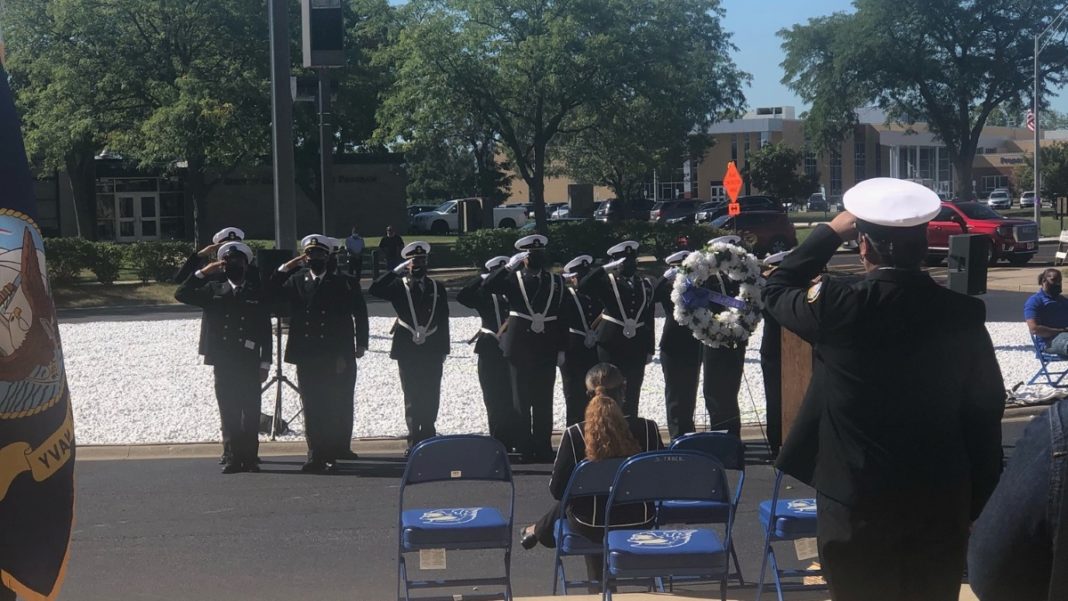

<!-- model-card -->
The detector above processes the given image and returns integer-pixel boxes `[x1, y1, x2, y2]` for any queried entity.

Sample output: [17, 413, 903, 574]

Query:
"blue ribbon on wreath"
[679, 278, 747, 311]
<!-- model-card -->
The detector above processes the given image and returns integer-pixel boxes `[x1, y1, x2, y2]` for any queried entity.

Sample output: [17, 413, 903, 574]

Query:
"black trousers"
[347, 254, 362, 280]
[596, 347, 645, 417]
[661, 351, 702, 439]
[296, 357, 357, 462]
[212, 354, 262, 465]
[478, 345, 517, 449]
[510, 359, 556, 458]
[702, 345, 746, 437]
[560, 345, 600, 425]
[760, 347, 782, 455]
[817, 492, 968, 601]
[398, 355, 444, 447]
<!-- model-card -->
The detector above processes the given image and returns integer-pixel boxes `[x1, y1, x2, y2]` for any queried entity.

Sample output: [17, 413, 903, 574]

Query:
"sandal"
[520, 525, 538, 550]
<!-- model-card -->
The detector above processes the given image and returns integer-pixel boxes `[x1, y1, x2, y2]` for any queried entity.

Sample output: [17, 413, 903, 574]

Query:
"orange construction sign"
[728, 202, 741, 217]
[723, 161, 743, 219]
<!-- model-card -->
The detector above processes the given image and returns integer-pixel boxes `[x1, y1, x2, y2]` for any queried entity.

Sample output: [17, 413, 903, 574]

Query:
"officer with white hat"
[369, 241, 450, 453]
[457, 255, 519, 448]
[654, 250, 704, 439]
[578, 240, 655, 417]
[174, 227, 260, 285]
[273, 234, 370, 472]
[175, 240, 272, 473]
[482, 234, 567, 461]
[764, 178, 1004, 599]
[559, 255, 602, 425]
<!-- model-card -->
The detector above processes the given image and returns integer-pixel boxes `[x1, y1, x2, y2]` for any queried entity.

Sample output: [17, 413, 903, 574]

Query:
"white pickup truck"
[409, 198, 527, 234]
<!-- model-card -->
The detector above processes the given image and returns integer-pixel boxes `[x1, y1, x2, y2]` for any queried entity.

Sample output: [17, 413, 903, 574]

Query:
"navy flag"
[0, 66, 76, 599]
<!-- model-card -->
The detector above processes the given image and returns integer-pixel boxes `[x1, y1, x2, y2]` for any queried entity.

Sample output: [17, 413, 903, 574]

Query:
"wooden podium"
[780, 327, 813, 438]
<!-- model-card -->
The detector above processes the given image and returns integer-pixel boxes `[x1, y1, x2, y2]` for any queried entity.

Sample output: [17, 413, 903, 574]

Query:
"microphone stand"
[261, 315, 303, 440]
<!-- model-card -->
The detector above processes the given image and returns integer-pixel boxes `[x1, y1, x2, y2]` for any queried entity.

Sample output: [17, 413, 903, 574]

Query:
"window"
[935, 207, 956, 222]
[918, 147, 933, 179]
[830, 150, 843, 196]
[760, 131, 769, 148]
[854, 142, 866, 182]
[982, 175, 1009, 191]
[731, 135, 738, 162]
[804, 149, 818, 177]
[744, 134, 751, 160]
[937, 150, 950, 186]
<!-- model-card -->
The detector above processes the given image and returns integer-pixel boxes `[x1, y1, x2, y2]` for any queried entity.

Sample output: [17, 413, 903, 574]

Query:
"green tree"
[745, 142, 820, 206]
[378, 0, 744, 232]
[1014, 142, 1068, 202]
[780, 0, 1068, 200]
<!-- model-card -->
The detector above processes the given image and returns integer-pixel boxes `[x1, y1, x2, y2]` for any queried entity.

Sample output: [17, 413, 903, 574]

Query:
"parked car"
[708, 211, 797, 256]
[649, 200, 701, 223]
[694, 201, 721, 222]
[407, 204, 439, 218]
[985, 188, 1012, 209]
[1020, 191, 1039, 208]
[549, 204, 570, 219]
[410, 198, 527, 234]
[925, 201, 1038, 266]
[806, 193, 829, 212]
[594, 198, 655, 222]
[700, 195, 785, 222]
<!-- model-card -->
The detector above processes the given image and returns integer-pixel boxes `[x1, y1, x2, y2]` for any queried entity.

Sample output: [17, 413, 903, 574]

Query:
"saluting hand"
[604, 257, 626, 272]
[280, 255, 307, 272]
[393, 259, 413, 275]
[197, 243, 222, 258]
[201, 260, 226, 276]
[506, 252, 529, 271]
[829, 211, 858, 241]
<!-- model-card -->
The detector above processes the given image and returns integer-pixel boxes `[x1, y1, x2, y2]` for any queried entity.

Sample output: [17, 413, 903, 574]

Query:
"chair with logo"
[659, 432, 746, 585]
[397, 435, 514, 601]
[1029, 334, 1068, 387]
[551, 457, 627, 595]
[755, 470, 824, 601]
[601, 450, 733, 601]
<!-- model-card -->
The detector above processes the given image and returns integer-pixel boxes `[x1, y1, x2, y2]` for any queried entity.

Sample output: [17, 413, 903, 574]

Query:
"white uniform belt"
[508, 311, 557, 322]
[600, 314, 645, 329]
[479, 327, 499, 339]
[568, 328, 587, 336]
[396, 318, 437, 339]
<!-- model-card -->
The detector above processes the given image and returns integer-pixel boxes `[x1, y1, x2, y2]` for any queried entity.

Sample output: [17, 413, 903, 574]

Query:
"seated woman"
[519, 362, 664, 585]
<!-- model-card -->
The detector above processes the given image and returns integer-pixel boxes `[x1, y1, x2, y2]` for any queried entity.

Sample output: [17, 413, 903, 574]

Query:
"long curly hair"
[583, 363, 640, 461]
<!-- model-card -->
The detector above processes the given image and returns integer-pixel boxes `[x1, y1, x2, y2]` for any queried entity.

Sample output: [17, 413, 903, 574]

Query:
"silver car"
[986, 189, 1011, 209]
[1020, 191, 1038, 208]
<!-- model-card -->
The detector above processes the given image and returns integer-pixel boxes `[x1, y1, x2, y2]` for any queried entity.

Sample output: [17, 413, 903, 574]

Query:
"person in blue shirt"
[1025, 268, 1068, 355]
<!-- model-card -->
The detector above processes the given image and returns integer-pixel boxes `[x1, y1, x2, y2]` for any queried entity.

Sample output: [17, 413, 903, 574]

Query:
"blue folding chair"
[397, 435, 514, 601]
[551, 457, 626, 595]
[601, 451, 733, 601]
[755, 470, 825, 601]
[1029, 334, 1068, 386]
[660, 432, 746, 585]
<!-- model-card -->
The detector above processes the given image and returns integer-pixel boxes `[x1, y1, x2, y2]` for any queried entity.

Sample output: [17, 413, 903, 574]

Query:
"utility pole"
[318, 69, 333, 234]
[1034, 7, 1068, 228]
[268, 0, 297, 250]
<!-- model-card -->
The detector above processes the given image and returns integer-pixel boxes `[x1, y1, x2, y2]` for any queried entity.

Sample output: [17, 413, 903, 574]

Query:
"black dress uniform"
[559, 284, 602, 426]
[175, 267, 272, 470]
[456, 270, 516, 449]
[579, 261, 655, 418]
[482, 241, 567, 460]
[654, 269, 703, 439]
[272, 262, 369, 467]
[369, 267, 450, 448]
[765, 186, 1005, 601]
[758, 308, 782, 456]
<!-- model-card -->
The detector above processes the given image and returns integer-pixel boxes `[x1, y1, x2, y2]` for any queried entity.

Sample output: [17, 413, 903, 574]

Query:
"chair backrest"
[559, 458, 626, 505]
[669, 432, 746, 471]
[606, 451, 729, 507]
[1035, 334, 1054, 359]
[401, 435, 512, 485]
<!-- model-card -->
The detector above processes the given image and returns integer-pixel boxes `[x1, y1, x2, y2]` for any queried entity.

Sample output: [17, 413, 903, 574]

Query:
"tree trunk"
[953, 155, 975, 201]
[532, 141, 548, 234]
[64, 146, 97, 239]
[473, 141, 495, 231]
[185, 160, 209, 247]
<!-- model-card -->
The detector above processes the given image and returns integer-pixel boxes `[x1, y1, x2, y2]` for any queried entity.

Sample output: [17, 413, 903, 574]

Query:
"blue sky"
[389, 0, 1068, 115]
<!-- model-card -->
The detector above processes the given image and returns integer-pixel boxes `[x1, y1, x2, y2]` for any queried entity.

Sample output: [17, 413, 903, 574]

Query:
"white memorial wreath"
[670, 240, 764, 348]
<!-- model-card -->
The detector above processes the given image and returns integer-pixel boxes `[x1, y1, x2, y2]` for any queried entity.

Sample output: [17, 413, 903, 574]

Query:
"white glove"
[506, 252, 529, 271]
[604, 257, 626, 272]
[393, 259, 413, 275]
[663, 267, 678, 280]
[557, 351, 566, 367]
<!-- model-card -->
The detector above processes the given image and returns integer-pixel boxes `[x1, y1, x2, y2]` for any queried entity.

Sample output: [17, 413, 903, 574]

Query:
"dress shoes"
[243, 462, 261, 473]
[221, 463, 242, 474]
[300, 460, 328, 473]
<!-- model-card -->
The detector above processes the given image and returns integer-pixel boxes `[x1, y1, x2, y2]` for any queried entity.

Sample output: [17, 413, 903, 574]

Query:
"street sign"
[723, 161, 743, 203]
[728, 202, 741, 217]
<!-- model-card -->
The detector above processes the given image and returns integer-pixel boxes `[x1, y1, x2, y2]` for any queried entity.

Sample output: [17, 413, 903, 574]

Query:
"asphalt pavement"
[63, 418, 1033, 601]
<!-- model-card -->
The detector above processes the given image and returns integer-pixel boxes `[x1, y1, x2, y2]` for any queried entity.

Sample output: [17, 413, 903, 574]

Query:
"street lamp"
[1034, 6, 1068, 226]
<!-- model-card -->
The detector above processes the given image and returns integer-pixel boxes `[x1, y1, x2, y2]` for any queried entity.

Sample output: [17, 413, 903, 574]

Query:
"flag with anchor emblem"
[0, 63, 76, 600]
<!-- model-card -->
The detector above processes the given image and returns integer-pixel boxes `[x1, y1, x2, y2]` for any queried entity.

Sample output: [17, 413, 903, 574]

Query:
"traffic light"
[302, 0, 345, 68]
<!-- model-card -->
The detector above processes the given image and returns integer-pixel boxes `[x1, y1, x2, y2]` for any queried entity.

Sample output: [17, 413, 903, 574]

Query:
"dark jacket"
[579, 266, 656, 362]
[764, 224, 1005, 517]
[481, 266, 567, 365]
[559, 286, 602, 356]
[549, 417, 664, 528]
[969, 400, 1068, 601]
[174, 274, 272, 367]
[368, 271, 450, 359]
[174, 254, 261, 357]
[654, 275, 702, 358]
[456, 274, 507, 356]
[269, 267, 369, 364]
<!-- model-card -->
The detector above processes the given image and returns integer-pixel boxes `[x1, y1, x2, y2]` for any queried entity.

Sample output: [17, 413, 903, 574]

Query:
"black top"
[174, 253, 261, 357]
[653, 275, 702, 356]
[456, 274, 508, 355]
[368, 271, 450, 359]
[481, 266, 567, 365]
[559, 286, 602, 355]
[268, 268, 369, 364]
[549, 417, 664, 528]
[378, 235, 405, 262]
[765, 224, 1005, 517]
[579, 266, 656, 361]
[174, 274, 272, 367]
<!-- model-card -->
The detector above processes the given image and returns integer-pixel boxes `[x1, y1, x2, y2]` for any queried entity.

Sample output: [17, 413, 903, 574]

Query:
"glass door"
[114, 193, 160, 241]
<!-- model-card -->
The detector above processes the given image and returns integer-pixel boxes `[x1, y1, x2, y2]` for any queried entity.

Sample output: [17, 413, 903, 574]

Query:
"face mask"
[411, 265, 428, 278]
[620, 256, 638, 277]
[1049, 283, 1063, 297]
[224, 263, 246, 281]
[308, 258, 327, 274]
[526, 251, 546, 271]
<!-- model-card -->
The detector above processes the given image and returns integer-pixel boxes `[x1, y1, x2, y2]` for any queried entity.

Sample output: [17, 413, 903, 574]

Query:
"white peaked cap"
[212, 227, 245, 244]
[665, 250, 690, 266]
[708, 235, 741, 246]
[300, 234, 332, 251]
[484, 255, 510, 270]
[218, 241, 253, 262]
[607, 240, 639, 257]
[564, 255, 594, 272]
[843, 177, 941, 227]
[402, 241, 431, 259]
[515, 234, 548, 251]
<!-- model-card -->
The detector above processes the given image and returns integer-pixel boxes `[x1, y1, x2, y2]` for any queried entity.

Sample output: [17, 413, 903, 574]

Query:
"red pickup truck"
[925, 202, 1039, 266]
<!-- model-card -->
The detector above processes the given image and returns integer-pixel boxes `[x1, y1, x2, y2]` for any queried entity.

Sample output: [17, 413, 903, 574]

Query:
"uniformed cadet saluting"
[175, 241, 272, 473]
[655, 250, 704, 439]
[457, 255, 517, 450]
[272, 235, 370, 473]
[369, 241, 450, 453]
[765, 178, 1005, 601]
[579, 241, 655, 417]
[559, 255, 601, 425]
[482, 234, 567, 462]
[174, 227, 261, 286]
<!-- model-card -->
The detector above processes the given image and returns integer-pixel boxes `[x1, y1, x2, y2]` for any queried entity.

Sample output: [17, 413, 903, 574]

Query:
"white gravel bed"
[60, 319, 1041, 446]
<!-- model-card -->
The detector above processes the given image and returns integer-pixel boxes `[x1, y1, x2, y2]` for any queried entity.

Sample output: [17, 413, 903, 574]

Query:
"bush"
[454, 229, 522, 266]
[87, 242, 126, 285]
[127, 240, 194, 283]
[43, 237, 94, 286]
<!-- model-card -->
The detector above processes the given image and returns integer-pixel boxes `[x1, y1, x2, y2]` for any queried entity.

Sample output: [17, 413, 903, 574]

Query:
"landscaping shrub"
[454, 228, 522, 266]
[127, 240, 194, 283]
[42, 237, 94, 285]
[87, 242, 126, 285]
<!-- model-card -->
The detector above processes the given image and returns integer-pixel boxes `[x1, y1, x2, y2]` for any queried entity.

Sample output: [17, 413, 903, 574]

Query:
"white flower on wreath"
[671, 240, 765, 349]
